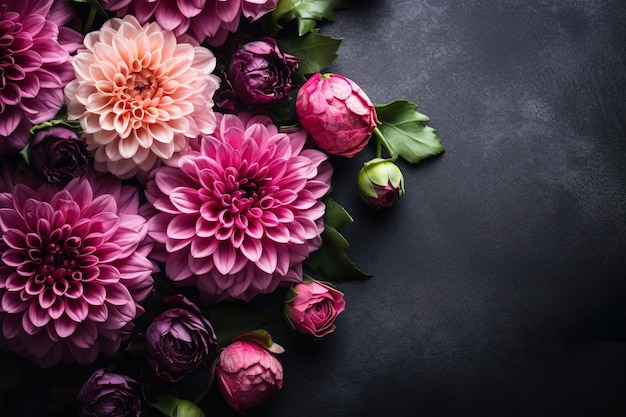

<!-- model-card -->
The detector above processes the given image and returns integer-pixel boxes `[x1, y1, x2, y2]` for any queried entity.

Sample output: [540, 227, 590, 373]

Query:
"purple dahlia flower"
[145, 113, 332, 303]
[0, 0, 83, 154]
[0, 166, 155, 367]
[102, 0, 278, 47]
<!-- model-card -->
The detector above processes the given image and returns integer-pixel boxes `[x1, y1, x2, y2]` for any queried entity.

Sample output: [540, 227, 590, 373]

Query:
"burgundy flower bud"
[145, 295, 217, 382]
[357, 158, 405, 209]
[29, 126, 89, 183]
[284, 277, 346, 338]
[296, 72, 378, 157]
[77, 369, 144, 417]
[217, 37, 299, 110]
[216, 332, 284, 414]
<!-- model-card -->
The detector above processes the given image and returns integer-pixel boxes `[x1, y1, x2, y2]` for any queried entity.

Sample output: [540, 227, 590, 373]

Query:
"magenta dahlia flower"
[145, 113, 332, 302]
[0, 165, 155, 367]
[102, 0, 278, 47]
[0, 0, 83, 154]
[64, 15, 220, 180]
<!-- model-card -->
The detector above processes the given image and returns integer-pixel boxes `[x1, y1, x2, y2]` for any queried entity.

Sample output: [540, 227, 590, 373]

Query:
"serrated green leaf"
[278, 29, 342, 82]
[374, 100, 445, 164]
[270, 0, 350, 35]
[304, 197, 371, 281]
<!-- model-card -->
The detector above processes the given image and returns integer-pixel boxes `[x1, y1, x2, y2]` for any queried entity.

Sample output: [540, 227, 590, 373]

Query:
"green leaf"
[304, 197, 372, 281]
[374, 100, 445, 164]
[209, 303, 281, 348]
[270, 0, 350, 35]
[278, 29, 342, 82]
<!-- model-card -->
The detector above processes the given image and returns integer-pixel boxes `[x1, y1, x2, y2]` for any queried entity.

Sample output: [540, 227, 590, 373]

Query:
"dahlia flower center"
[216, 166, 266, 214]
[29, 229, 84, 297]
[125, 69, 159, 101]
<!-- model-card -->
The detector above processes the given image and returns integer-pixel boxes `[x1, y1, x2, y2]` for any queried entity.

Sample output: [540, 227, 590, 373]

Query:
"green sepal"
[374, 100, 445, 164]
[151, 394, 206, 417]
[233, 330, 285, 354]
[304, 197, 372, 281]
[278, 29, 342, 83]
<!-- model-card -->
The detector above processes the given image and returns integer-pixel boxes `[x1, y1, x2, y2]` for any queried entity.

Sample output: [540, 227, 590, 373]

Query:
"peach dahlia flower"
[64, 15, 220, 179]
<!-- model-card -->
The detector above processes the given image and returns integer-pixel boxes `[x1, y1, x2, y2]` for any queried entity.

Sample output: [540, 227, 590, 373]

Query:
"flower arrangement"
[0, 0, 445, 415]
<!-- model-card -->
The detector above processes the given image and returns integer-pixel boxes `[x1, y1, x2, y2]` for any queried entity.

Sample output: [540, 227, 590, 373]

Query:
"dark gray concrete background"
[250, 1, 626, 416]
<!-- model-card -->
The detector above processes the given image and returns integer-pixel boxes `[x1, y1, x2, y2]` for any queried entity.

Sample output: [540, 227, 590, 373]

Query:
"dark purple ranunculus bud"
[29, 126, 89, 183]
[145, 295, 218, 382]
[217, 37, 299, 110]
[77, 369, 144, 417]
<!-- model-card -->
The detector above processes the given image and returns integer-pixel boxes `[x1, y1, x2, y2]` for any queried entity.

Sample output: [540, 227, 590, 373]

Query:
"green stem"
[193, 386, 211, 405]
[83, 5, 97, 34]
[374, 126, 387, 158]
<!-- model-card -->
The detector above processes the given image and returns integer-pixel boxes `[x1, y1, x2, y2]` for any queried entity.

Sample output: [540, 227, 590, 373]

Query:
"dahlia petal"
[54, 314, 78, 338]
[256, 241, 277, 274]
[104, 283, 134, 306]
[170, 187, 202, 213]
[167, 214, 199, 239]
[82, 282, 106, 305]
[48, 298, 65, 320]
[65, 298, 89, 322]
[0, 107, 22, 137]
[28, 301, 51, 328]
[87, 303, 109, 322]
[164, 250, 194, 281]
[2, 290, 29, 313]
[1, 228, 26, 250]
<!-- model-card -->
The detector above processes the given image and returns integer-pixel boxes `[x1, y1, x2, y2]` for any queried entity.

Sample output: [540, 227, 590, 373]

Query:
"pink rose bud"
[357, 158, 405, 209]
[284, 278, 346, 338]
[296, 72, 378, 157]
[216, 332, 284, 414]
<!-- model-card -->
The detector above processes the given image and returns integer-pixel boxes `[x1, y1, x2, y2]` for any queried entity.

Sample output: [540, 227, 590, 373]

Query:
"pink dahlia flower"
[102, 0, 279, 47]
[0, 0, 83, 154]
[64, 15, 220, 180]
[0, 165, 155, 367]
[145, 113, 332, 302]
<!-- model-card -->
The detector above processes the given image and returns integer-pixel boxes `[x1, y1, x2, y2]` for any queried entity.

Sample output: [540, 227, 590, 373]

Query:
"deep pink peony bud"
[77, 369, 144, 417]
[284, 278, 346, 338]
[144, 295, 217, 382]
[296, 72, 378, 157]
[216, 334, 284, 414]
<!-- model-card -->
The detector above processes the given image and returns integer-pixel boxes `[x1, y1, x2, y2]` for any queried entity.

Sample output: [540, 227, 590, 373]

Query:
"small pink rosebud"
[357, 158, 405, 209]
[296, 72, 378, 157]
[216, 333, 284, 414]
[284, 278, 346, 338]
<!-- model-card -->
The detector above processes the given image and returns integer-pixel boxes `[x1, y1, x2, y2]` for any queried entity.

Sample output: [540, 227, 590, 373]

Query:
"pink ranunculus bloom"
[0, 164, 155, 367]
[64, 15, 220, 180]
[102, 0, 279, 47]
[216, 338, 284, 414]
[0, 0, 83, 154]
[145, 112, 332, 303]
[284, 278, 346, 338]
[296, 72, 378, 157]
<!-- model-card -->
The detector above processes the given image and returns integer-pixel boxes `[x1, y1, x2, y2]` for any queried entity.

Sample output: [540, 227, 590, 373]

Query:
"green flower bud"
[357, 158, 405, 209]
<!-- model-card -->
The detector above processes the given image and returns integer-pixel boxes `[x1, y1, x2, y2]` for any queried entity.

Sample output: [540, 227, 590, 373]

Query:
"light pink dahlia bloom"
[64, 15, 220, 180]
[0, 166, 155, 367]
[102, 0, 279, 47]
[145, 113, 332, 302]
[0, 0, 83, 154]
